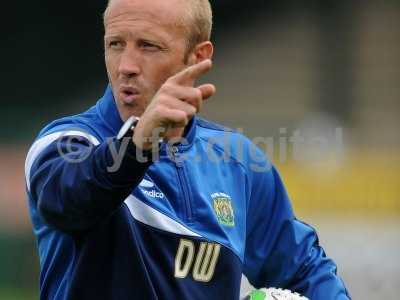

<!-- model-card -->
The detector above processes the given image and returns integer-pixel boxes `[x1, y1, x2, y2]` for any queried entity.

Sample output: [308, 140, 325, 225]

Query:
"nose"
[118, 46, 141, 78]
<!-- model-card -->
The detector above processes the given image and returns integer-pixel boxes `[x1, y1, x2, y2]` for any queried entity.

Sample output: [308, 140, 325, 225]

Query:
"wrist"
[132, 134, 154, 151]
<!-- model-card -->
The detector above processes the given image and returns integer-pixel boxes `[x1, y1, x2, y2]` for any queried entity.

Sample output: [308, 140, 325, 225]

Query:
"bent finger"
[197, 84, 216, 100]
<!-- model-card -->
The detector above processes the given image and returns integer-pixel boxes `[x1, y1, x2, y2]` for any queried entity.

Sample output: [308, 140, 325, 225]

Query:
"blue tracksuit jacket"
[25, 86, 351, 299]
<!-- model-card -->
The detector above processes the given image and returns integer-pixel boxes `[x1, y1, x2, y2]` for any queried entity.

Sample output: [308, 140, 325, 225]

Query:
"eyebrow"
[105, 27, 172, 44]
[104, 34, 124, 40]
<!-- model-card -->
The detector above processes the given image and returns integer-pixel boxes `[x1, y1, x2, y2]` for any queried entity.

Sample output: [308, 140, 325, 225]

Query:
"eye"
[140, 41, 162, 51]
[108, 40, 124, 50]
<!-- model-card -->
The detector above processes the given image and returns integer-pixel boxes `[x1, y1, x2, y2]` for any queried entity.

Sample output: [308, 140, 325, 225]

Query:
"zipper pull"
[171, 146, 183, 167]
[171, 146, 179, 155]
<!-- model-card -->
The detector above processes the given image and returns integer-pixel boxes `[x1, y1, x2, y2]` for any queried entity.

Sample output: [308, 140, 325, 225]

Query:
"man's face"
[104, 0, 190, 121]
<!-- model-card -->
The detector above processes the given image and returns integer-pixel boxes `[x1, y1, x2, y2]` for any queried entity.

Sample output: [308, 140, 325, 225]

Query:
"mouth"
[119, 86, 141, 104]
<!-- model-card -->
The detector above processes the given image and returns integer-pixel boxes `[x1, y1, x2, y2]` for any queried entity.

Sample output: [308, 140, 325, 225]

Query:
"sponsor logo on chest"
[139, 179, 165, 199]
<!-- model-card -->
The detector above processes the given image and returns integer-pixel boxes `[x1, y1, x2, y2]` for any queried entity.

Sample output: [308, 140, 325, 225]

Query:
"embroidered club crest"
[211, 193, 235, 227]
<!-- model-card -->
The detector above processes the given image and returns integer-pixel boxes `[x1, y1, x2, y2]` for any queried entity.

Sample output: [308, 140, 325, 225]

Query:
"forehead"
[105, 0, 187, 30]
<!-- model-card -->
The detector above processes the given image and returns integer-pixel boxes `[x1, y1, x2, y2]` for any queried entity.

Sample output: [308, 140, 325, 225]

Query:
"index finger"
[169, 59, 213, 86]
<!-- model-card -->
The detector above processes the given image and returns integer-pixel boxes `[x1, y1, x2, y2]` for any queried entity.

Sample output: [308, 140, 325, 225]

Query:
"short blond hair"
[184, 0, 213, 50]
[104, 0, 213, 51]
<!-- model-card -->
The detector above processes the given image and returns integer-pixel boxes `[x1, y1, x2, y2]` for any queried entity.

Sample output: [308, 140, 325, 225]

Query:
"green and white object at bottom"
[242, 288, 309, 300]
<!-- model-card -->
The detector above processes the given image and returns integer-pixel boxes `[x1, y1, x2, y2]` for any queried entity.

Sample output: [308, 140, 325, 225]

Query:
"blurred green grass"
[0, 234, 39, 300]
[0, 288, 36, 300]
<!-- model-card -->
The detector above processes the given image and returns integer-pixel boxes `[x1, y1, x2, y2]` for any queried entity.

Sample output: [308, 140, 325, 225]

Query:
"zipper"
[171, 146, 193, 222]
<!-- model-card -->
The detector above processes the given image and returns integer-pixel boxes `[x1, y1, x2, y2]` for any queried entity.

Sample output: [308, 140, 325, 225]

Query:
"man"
[25, 0, 351, 299]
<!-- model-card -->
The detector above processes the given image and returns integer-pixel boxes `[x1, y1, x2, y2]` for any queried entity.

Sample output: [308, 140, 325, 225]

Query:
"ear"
[187, 41, 214, 65]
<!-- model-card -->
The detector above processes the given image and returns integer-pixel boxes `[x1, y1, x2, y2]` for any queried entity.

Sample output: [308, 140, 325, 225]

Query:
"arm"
[26, 129, 153, 232]
[242, 154, 351, 299]
[26, 61, 215, 233]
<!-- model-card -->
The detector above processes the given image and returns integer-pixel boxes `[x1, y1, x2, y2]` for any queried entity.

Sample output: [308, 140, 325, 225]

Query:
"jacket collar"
[97, 85, 197, 148]
[97, 85, 124, 134]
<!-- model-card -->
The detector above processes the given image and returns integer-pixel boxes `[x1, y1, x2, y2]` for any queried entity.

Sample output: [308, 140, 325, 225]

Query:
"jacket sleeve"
[242, 150, 351, 299]
[25, 129, 153, 232]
